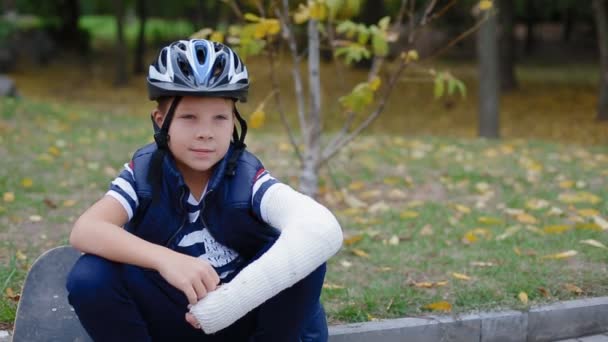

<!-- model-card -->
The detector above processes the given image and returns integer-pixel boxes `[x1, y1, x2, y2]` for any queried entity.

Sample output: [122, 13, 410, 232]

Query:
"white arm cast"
[189, 183, 343, 334]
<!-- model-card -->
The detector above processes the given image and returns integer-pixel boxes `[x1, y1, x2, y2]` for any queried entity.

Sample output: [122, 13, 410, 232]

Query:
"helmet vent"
[196, 47, 206, 65]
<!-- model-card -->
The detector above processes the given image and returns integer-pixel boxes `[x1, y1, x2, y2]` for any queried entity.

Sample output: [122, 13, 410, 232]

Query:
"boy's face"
[153, 96, 234, 180]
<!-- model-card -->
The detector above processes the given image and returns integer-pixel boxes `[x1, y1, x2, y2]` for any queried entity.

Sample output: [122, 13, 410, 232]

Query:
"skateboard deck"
[12, 246, 91, 342]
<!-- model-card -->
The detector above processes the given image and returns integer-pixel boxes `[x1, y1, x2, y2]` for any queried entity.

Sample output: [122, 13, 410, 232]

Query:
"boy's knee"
[66, 254, 122, 307]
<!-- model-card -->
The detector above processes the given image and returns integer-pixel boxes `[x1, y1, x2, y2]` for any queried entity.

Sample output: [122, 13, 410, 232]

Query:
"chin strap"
[225, 105, 248, 176]
[148, 96, 182, 202]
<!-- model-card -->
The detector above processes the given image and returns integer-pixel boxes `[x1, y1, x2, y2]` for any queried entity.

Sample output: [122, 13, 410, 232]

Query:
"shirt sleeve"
[105, 162, 139, 221]
[251, 168, 279, 220]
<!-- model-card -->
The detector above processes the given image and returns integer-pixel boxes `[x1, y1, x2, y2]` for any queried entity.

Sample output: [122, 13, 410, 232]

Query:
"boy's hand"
[185, 312, 201, 329]
[156, 252, 220, 305]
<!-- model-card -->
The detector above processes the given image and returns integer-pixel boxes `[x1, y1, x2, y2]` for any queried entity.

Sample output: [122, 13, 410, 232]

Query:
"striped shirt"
[107, 163, 278, 279]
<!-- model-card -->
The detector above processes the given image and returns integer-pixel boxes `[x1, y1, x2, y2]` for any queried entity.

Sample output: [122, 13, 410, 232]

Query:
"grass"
[1, 94, 607, 327]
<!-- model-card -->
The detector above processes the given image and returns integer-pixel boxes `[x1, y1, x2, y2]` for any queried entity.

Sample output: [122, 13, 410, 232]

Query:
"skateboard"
[12, 246, 91, 342]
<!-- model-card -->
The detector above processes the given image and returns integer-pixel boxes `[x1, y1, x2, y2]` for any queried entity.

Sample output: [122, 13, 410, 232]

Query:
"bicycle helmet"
[147, 39, 249, 102]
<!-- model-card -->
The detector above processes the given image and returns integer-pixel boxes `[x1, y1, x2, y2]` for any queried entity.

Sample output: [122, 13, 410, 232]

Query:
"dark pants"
[66, 254, 327, 341]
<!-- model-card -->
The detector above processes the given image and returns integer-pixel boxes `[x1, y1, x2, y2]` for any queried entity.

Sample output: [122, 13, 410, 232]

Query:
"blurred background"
[0, 0, 606, 145]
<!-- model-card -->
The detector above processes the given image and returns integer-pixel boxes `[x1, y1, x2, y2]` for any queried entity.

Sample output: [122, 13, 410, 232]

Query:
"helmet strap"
[226, 105, 248, 176]
[154, 96, 182, 149]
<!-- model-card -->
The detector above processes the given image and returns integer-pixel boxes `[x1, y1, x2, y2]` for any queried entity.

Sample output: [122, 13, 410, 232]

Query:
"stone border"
[329, 297, 608, 342]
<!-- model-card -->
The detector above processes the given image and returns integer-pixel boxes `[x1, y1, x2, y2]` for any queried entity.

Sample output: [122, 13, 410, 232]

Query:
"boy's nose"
[195, 125, 213, 139]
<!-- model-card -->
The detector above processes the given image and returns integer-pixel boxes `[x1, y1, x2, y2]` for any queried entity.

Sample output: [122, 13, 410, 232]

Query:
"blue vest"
[125, 143, 280, 262]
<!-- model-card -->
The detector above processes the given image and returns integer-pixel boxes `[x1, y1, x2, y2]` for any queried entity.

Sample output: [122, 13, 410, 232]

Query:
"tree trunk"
[114, 0, 128, 86]
[477, 10, 500, 138]
[498, 0, 517, 92]
[593, 0, 608, 121]
[524, 0, 536, 55]
[562, 4, 575, 42]
[300, 19, 322, 198]
[133, 0, 147, 74]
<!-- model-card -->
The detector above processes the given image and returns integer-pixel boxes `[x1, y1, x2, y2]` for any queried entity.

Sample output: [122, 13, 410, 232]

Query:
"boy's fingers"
[184, 287, 198, 305]
[185, 313, 200, 329]
[192, 280, 207, 300]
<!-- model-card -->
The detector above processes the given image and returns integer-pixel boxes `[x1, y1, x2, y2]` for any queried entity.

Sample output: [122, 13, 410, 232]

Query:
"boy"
[66, 39, 343, 341]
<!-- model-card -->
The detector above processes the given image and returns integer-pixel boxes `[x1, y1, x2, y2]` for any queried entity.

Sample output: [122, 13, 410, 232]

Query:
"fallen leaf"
[388, 235, 400, 245]
[344, 234, 363, 246]
[63, 199, 77, 207]
[478, 216, 503, 225]
[400, 210, 419, 219]
[377, 266, 392, 272]
[16, 250, 27, 260]
[348, 181, 366, 191]
[351, 248, 370, 258]
[21, 178, 33, 188]
[526, 199, 550, 210]
[564, 283, 583, 295]
[538, 287, 550, 298]
[593, 216, 608, 230]
[543, 225, 571, 234]
[516, 213, 538, 224]
[43, 198, 57, 209]
[574, 222, 603, 231]
[496, 225, 521, 240]
[518, 291, 529, 305]
[48, 146, 61, 157]
[422, 301, 452, 312]
[368, 201, 390, 214]
[323, 283, 345, 290]
[341, 189, 366, 208]
[470, 261, 495, 267]
[29, 215, 42, 222]
[542, 250, 577, 260]
[559, 180, 574, 189]
[452, 272, 471, 281]
[340, 260, 352, 268]
[558, 192, 601, 205]
[580, 239, 607, 249]
[3, 192, 15, 202]
[419, 224, 433, 236]
[454, 204, 471, 214]
[578, 209, 600, 217]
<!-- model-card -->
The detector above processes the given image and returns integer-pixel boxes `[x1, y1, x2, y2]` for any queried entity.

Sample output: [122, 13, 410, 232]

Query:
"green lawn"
[1, 96, 607, 327]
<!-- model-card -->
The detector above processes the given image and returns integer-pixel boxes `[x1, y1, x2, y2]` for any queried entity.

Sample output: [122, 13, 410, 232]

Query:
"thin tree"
[114, 0, 128, 86]
[593, 0, 608, 121]
[477, 5, 499, 138]
[133, 0, 147, 74]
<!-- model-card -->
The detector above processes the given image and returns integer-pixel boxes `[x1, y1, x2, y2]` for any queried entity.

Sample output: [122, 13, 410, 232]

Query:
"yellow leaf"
[249, 110, 265, 129]
[516, 213, 537, 224]
[518, 291, 529, 305]
[369, 77, 381, 91]
[559, 180, 574, 189]
[400, 210, 419, 219]
[210, 31, 225, 43]
[525, 198, 549, 210]
[309, 1, 327, 20]
[463, 228, 491, 244]
[543, 225, 571, 234]
[348, 181, 366, 191]
[574, 222, 602, 231]
[564, 283, 583, 295]
[452, 272, 471, 281]
[351, 248, 370, 258]
[254, 23, 267, 39]
[423, 301, 452, 312]
[265, 19, 281, 35]
[413, 281, 434, 288]
[48, 146, 61, 157]
[463, 231, 478, 244]
[478, 216, 503, 225]
[29, 215, 42, 222]
[16, 250, 27, 260]
[63, 199, 77, 207]
[577, 208, 599, 217]
[406, 49, 419, 62]
[343, 234, 363, 246]
[244, 13, 261, 22]
[3, 192, 15, 202]
[580, 239, 607, 249]
[558, 192, 601, 205]
[513, 246, 521, 255]
[419, 224, 433, 236]
[383, 177, 400, 185]
[294, 4, 310, 24]
[538, 287, 550, 298]
[470, 261, 495, 267]
[323, 282, 345, 290]
[21, 178, 33, 188]
[454, 204, 471, 214]
[342, 189, 366, 208]
[479, 0, 493, 11]
[542, 250, 577, 260]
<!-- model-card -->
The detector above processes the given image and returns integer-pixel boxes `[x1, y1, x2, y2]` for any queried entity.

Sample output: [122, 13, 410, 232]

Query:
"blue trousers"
[66, 254, 327, 341]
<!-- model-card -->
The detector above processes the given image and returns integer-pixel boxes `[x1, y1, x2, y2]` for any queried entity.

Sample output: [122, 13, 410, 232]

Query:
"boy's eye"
[181, 114, 195, 119]
[215, 115, 229, 120]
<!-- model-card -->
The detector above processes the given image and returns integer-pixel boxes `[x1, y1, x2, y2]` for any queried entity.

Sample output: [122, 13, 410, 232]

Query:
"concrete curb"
[329, 297, 608, 342]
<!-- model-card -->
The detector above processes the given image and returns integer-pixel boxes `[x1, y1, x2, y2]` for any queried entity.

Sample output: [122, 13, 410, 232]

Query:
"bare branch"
[321, 60, 408, 164]
[428, 0, 457, 24]
[222, 0, 243, 20]
[420, 0, 438, 26]
[426, 13, 490, 61]
[407, 0, 416, 43]
[276, 1, 309, 145]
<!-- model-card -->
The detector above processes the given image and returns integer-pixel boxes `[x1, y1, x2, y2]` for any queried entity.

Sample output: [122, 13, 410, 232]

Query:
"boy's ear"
[152, 109, 164, 128]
